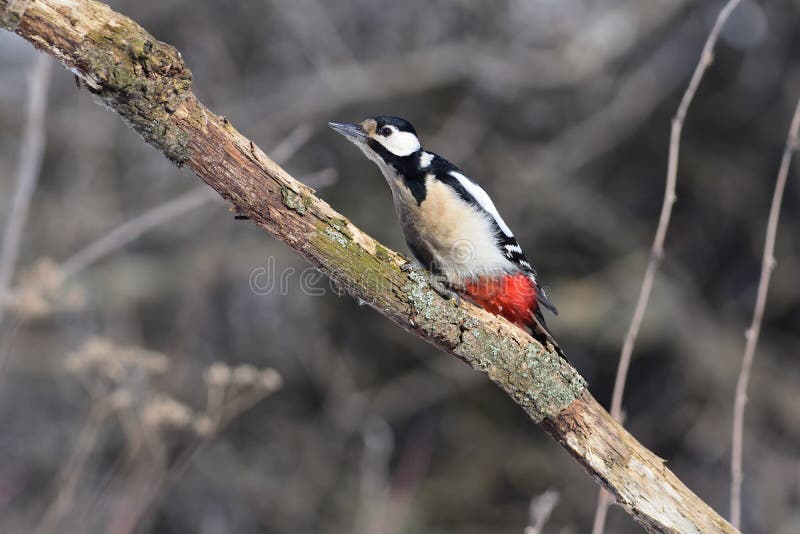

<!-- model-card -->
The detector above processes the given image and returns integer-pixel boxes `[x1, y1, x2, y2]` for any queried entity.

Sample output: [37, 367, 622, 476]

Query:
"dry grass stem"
[36, 400, 114, 534]
[125, 360, 282, 530]
[54, 337, 283, 531]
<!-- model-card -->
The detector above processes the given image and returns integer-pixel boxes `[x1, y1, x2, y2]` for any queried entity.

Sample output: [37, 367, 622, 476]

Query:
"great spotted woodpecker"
[329, 116, 561, 355]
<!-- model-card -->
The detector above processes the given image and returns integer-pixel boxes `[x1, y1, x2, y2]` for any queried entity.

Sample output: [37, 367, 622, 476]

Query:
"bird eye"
[380, 127, 393, 136]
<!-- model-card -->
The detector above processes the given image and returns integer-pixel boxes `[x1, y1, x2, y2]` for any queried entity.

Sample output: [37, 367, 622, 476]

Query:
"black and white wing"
[497, 232, 558, 315]
[441, 166, 558, 315]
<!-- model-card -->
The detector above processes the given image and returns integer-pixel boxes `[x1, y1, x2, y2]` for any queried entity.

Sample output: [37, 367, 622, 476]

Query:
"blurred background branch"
[593, 1, 743, 531]
[58, 124, 319, 280]
[730, 94, 800, 529]
[0, 54, 51, 328]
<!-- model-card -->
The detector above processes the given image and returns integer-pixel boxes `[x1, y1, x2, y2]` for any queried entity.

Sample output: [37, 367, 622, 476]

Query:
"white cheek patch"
[375, 127, 421, 157]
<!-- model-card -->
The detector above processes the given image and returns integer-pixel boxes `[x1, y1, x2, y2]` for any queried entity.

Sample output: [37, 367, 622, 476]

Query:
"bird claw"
[400, 261, 417, 273]
[400, 261, 461, 305]
[429, 277, 462, 305]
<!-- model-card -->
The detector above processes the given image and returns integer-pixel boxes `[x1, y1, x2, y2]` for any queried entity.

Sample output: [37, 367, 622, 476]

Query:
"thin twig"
[59, 125, 314, 279]
[36, 400, 114, 534]
[299, 167, 338, 190]
[729, 95, 800, 529]
[525, 489, 560, 534]
[354, 417, 394, 534]
[268, 123, 314, 163]
[59, 187, 216, 278]
[373, 424, 433, 534]
[0, 54, 51, 327]
[592, 1, 742, 531]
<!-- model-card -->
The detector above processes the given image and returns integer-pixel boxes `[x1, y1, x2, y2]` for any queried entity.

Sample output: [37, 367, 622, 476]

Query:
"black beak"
[328, 121, 366, 140]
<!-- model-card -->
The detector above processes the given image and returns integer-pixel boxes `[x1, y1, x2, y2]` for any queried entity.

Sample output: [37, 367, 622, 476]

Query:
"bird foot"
[400, 260, 417, 273]
[400, 261, 461, 305]
[429, 277, 462, 305]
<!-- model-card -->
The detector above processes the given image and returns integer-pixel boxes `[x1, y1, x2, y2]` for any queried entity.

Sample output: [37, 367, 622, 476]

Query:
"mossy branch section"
[0, 1, 739, 532]
[0, 0, 31, 31]
[3, 0, 192, 163]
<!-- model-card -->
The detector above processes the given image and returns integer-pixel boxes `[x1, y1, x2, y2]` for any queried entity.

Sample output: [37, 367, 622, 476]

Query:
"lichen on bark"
[455, 313, 586, 422]
[0, 0, 31, 31]
[74, 13, 193, 164]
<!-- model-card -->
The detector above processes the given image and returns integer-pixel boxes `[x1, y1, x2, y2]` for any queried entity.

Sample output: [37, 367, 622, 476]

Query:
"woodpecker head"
[329, 116, 422, 166]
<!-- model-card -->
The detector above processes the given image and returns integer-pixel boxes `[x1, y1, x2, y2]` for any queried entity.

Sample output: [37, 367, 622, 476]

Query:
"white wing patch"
[449, 171, 514, 237]
[504, 243, 522, 254]
[419, 151, 434, 168]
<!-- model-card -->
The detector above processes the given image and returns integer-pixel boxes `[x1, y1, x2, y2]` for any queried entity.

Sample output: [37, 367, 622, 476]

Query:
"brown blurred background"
[1, 0, 799, 532]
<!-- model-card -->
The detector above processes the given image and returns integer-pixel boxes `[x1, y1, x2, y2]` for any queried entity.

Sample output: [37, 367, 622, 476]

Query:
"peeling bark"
[0, 1, 738, 532]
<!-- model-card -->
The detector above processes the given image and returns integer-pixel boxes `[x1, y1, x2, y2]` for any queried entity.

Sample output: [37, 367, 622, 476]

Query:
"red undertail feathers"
[461, 273, 563, 357]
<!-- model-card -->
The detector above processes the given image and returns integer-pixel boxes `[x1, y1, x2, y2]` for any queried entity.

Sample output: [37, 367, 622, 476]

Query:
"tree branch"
[730, 95, 800, 529]
[0, 1, 738, 531]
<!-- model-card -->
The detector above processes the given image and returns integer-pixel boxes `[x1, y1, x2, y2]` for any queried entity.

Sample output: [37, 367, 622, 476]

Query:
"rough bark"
[0, 1, 737, 532]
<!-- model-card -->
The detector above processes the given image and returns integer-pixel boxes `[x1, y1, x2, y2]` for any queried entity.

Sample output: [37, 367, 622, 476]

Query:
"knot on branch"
[74, 12, 193, 164]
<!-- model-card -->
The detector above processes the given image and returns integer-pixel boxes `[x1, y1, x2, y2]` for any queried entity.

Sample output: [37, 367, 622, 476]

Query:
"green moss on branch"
[73, 14, 193, 163]
[0, 0, 30, 31]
